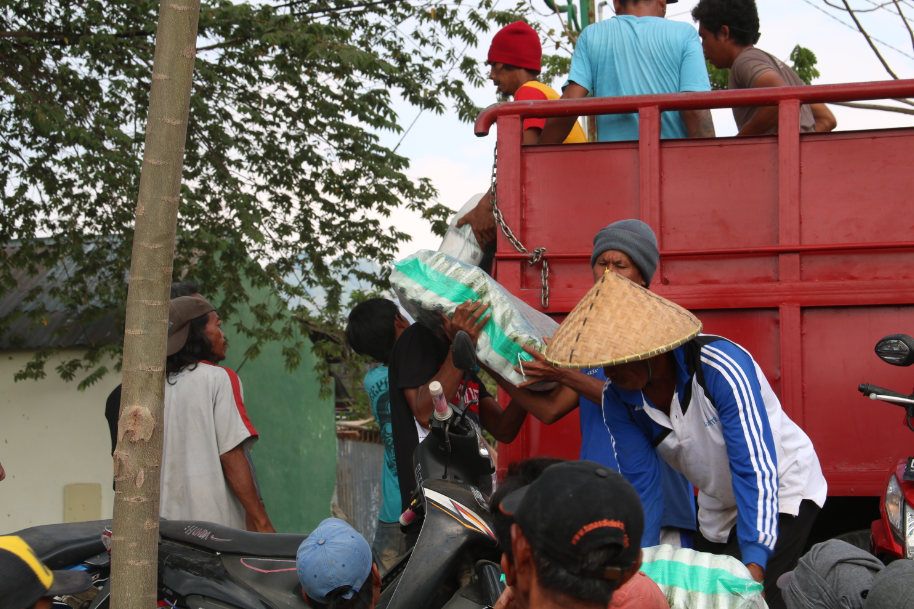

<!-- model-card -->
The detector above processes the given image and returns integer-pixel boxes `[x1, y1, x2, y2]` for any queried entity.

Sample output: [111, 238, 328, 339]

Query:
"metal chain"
[489, 143, 550, 309]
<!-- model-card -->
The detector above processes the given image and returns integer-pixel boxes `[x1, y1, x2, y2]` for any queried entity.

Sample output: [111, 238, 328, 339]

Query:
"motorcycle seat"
[11, 519, 111, 569]
[159, 520, 308, 558]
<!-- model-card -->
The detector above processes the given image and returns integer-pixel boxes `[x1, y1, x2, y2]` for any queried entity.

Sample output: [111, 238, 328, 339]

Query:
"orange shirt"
[514, 81, 588, 144]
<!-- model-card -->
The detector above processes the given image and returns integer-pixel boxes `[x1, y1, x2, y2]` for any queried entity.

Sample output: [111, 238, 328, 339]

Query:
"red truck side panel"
[486, 82, 914, 496]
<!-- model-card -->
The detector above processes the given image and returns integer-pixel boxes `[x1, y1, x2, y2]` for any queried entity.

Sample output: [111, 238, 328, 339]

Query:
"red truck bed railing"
[476, 80, 914, 496]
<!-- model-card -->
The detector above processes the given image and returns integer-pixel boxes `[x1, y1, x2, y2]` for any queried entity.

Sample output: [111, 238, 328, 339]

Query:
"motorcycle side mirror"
[452, 331, 477, 373]
[875, 334, 914, 367]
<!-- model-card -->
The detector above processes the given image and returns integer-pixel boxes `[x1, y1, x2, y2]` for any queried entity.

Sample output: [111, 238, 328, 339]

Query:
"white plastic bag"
[438, 194, 485, 266]
[640, 545, 767, 609]
[391, 250, 557, 391]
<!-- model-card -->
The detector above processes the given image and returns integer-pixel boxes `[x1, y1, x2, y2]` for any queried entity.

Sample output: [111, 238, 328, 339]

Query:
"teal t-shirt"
[567, 16, 711, 141]
[365, 366, 401, 524]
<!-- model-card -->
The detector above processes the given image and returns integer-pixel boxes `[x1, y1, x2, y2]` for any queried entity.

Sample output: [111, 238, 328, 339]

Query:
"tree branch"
[831, 100, 914, 115]
[0, 29, 152, 43]
[840, 0, 900, 78]
[824, 0, 896, 11]
[277, 0, 404, 15]
[893, 0, 914, 53]
[197, 37, 245, 51]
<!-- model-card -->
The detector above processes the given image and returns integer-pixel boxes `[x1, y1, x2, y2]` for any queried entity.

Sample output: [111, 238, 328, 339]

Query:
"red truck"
[475, 80, 914, 540]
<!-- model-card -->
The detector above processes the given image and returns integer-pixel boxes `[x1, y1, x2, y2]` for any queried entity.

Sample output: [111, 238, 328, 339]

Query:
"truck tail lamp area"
[475, 79, 914, 498]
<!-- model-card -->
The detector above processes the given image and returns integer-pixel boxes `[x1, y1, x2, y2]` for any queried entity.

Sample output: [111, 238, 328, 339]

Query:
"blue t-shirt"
[579, 367, 696, 532]
[365, 366, 401, 524]
[567, 16, 711, 141]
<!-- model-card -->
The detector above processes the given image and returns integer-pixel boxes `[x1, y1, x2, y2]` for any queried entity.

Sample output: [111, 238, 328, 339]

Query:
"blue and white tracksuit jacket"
[604, 336, 827, 569]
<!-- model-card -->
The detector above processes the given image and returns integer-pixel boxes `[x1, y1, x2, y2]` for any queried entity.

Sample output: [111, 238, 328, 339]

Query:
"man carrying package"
[458, 21, 587, 253]
[387, 299, 529, 546]
[542, 271, 827, 609]
[487, 220, 697, 547]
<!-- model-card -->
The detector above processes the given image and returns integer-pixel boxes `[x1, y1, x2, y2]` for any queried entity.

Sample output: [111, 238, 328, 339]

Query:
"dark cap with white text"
[500, 460, 643, 579]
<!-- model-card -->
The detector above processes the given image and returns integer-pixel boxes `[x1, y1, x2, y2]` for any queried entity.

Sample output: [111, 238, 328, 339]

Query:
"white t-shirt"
[415, 419, 430, 442]
[160, 362, 257, 529]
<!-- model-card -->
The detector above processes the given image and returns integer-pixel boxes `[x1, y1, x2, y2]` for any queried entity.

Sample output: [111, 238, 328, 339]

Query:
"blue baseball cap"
[296, 518, 372, 604]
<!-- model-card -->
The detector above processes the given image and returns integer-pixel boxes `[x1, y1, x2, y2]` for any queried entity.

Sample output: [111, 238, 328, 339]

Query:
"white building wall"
[0, 349, 120, 533]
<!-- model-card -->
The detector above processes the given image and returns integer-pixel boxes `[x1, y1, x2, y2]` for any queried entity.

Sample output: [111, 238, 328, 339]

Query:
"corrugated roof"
[0, 248, 120, 350]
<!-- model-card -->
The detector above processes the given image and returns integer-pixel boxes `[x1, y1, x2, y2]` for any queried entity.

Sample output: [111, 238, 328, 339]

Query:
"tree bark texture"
[110, 1, 200, 607]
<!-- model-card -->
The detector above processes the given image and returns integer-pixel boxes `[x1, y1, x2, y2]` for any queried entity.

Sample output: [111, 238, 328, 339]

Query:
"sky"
[373, 0, 914, 259]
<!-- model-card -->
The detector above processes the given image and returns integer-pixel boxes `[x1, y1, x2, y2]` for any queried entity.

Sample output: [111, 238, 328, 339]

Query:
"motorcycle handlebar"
[858, 383, 912, 400]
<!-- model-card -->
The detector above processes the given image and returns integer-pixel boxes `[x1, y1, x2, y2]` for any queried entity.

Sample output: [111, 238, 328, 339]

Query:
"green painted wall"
[221, 298, 335, 534]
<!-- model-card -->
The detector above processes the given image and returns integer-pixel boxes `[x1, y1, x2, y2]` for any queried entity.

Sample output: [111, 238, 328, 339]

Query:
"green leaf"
[1, 0, 535, 393]
[706, 60, 730, 91]
[790, 45, 820, 85]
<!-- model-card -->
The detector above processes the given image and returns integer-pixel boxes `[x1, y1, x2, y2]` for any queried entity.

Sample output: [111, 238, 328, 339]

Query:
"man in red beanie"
[457, 21, 587, 253]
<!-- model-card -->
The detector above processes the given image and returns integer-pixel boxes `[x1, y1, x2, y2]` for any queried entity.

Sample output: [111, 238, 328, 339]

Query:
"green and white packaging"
[391, 250, 558, 391]
[640, 545, 767, 609]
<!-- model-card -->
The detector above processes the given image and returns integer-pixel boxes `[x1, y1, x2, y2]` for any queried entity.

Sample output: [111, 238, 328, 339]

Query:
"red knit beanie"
[488, 21, 542, 73]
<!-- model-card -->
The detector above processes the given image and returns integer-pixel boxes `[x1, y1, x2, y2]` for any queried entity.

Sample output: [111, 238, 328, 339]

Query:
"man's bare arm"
[738, 71, 788, 136]
[405, 301, 492, 428]
[482, 363, 580, 424]
[538, 82, 589, 144]
[456, 129, 538, 250]
[404, 350, 464, 429]
[811, 103, 837, 132]
[221, 444, 275, 533]
[681, 109, 716, 138]
[478, 396, 528, 443]
[513, 344, 604, 403]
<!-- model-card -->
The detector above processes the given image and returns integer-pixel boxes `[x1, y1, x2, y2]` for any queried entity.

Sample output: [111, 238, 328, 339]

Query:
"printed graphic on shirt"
[367, 372, 389, 405]
[453, 378, 482, 410]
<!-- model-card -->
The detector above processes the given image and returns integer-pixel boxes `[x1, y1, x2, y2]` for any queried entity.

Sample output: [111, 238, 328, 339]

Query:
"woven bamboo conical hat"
[545, 271, 702, 369]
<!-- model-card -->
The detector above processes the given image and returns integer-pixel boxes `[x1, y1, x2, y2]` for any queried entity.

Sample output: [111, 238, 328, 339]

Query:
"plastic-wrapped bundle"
[640, 545, 766, 609]
[438, 194, 485, 266]
[391, 250, 558, 391]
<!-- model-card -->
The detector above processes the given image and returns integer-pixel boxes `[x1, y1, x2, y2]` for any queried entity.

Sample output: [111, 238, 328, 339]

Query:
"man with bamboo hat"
[543, 272, 827, 609]
[490, 220, 696, 547]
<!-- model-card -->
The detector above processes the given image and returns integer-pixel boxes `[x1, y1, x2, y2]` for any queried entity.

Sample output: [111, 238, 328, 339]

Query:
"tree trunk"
[110, 0, 200, 607]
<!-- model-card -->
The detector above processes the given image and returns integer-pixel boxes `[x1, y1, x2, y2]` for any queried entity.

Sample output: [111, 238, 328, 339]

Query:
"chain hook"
[489, 143, 550, 309]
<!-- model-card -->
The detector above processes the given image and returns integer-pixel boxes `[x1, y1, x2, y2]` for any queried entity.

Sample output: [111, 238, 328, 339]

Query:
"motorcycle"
[377, 330, 505, 609]
[858, 333, 914, 564]
[12, 331, 504, 609]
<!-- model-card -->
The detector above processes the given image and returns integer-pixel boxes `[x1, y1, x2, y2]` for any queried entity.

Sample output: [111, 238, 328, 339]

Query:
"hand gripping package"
[391, 250, 558, 391]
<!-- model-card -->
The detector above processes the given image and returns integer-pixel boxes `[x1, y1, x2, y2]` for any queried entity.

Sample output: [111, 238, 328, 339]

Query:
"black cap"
[500, 460, 644, 580]
[0, 536, 93, 609]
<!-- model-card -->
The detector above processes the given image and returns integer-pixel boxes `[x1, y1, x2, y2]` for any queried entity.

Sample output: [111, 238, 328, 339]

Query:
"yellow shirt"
[515, 81, 588, 144]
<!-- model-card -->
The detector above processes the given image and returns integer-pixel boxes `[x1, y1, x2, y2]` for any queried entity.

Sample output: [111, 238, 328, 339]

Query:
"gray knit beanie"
[590, 219, 659, 287]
